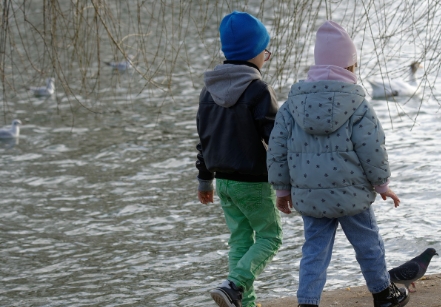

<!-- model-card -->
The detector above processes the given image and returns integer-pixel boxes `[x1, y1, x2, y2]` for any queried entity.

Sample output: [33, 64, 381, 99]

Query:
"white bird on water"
[368, 62, 423, 99]
[0, 119, 22, 138]
[28, 78, 55, 97]
[104, 55, 134, 72]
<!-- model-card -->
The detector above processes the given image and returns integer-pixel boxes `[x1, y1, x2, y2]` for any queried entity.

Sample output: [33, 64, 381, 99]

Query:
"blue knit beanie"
[219, 11, 270, 61]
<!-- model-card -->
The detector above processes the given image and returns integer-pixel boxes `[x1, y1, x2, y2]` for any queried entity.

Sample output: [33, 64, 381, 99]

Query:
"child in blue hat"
[195, 11, 282, 307]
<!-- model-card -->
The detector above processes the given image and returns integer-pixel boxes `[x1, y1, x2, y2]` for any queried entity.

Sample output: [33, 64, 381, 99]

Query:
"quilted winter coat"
[267, 80, 390, 218]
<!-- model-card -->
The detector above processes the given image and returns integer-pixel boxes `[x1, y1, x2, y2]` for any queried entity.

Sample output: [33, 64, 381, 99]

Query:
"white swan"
[0, 119, 22, 138]
[368, 62, 422, 99]
[28, 78, 55, 97]
[104, 55, 134, 72]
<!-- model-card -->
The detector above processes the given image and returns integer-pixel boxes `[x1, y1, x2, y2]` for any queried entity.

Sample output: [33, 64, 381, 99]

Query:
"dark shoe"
[210, 280, 243, 307]
[373, 283, 410, 307]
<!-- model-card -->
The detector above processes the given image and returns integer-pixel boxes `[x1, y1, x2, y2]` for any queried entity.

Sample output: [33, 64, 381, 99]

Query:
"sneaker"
[373, 283, 410, 307]
[210, 280, 243, 307]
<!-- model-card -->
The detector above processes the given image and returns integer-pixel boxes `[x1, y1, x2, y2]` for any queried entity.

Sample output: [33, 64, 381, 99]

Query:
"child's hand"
[198, 190, 214, 204]
[380, 188, 400, 208]
[276, 195, 293, 214]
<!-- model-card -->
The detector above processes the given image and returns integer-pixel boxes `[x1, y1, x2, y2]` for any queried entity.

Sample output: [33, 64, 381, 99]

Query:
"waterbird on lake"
[0, 119, 22, 138]
[104, 54, 134, 72]
[368, 62, 423, 99]
[28, 77, 55, 97]
[388, 247, 438, 293]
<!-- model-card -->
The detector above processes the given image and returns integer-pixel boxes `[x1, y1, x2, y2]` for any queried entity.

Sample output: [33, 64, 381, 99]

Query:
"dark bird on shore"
[388, 248, 438, 293]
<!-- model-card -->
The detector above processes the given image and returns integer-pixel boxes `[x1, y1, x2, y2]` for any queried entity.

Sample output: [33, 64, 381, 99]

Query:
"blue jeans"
[297, 206, 390, 305]
[216, 179, 282, 307]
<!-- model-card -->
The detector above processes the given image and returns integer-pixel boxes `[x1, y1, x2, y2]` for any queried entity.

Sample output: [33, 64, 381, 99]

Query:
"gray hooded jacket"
[196, 63, 278, 190]
[204, 64, 262, 107]
[267, 80, 390, 218]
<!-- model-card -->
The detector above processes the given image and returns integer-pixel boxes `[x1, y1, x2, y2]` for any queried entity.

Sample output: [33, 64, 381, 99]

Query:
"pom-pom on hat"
[314, 20, 357, 68]
[219, 11, 270, 61]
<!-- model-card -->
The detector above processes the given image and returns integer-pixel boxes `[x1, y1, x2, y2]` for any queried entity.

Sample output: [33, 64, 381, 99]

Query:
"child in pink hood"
[267, 21, 409, 307]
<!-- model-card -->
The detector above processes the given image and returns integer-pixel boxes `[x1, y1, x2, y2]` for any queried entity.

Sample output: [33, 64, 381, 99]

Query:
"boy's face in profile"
[248, 49, 271, 69]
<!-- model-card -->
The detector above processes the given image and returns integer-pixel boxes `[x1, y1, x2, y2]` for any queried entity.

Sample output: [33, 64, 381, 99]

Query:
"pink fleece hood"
[306, 65, 357, 83]
[314, 21, 357, 68]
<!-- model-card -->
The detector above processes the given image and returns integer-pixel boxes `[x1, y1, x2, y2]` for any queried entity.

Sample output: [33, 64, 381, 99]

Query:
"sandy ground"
[260, 274, 441, 307]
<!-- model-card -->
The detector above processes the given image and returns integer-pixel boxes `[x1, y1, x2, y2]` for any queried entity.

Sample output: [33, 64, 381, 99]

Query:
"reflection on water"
[0, 137, 19, 149]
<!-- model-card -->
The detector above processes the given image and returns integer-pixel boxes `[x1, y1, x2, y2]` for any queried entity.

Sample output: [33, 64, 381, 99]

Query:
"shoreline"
[260, 274, 441, 307]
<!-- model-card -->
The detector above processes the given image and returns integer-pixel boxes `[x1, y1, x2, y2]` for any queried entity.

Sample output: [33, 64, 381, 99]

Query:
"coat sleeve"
[195, 142, 215, 191]
[196, 142, 214, 180]
[267, 106, 292, 190]
[196, 94, 215, 191]
[351, 101, 391, 186]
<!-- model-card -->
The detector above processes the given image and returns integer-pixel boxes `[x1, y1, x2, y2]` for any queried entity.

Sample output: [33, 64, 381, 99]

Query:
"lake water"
[1, 1, 441, 306]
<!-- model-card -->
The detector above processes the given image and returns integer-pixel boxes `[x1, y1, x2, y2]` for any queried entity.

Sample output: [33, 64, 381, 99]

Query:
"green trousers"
[216, 179, 282, 307]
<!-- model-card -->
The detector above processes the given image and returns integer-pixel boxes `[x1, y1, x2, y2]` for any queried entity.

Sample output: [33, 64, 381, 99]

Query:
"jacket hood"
[204, 64, 261, 107]
[306, 65, 357, 84]
[287, 80, 365, 135]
